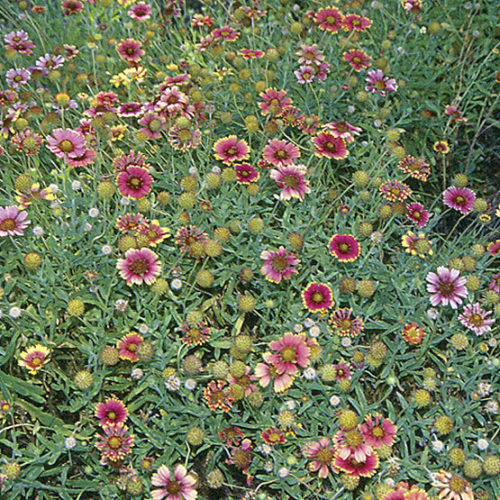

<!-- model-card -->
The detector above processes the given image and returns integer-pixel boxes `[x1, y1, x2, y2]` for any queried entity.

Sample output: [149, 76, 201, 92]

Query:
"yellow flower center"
[281, 346, 297, 362]
[345, 430, 363, 447]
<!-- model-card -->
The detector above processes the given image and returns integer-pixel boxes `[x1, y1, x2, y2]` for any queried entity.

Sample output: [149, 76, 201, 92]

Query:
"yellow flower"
[19, 345, 50, 375]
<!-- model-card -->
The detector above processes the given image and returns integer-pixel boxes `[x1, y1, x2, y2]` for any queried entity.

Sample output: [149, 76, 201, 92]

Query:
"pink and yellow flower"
[203, 380, 234, 412]
[329, 308, 364, 337]
[343, 49, 371, 71]
[95, 423, 134, 462]
[235, 163, 259, 184]
[46, 128, 86, 160]
[117, 333, 144, 362]
[359, 414, 397, 448]
[18, 345, 50, 375]
[117, 248, 161, 286]
[116, 166, 153, 199]
[262, 139, 300, 167]
[259, 88, 292, 116]
[443, 186, 476, 214]
[312, 132, 348, 159]
[334, 447, 379, 477]
[328, 234, 360, 262]
[270, 164, 310, 201]
[333, 428, 373, 462]
[458, 302, 494, 336]
[406, 202, 429, 227]
[261, 427, 286, 445]
[268, 333, 310, 376]
[401, 322, 426, 345]
[260, 246, 300, 283]
[302, 282, 334, 313]
[315, 7, 344, 34]
[426, 267, 468, 309]
[0, 206, 30, 237]
[213, 135, 250, 164]
[95, 398, 128, 427]
[304, 437, 337, 478]
[150, 464, 198, 500]
[116, 38, 144, 63]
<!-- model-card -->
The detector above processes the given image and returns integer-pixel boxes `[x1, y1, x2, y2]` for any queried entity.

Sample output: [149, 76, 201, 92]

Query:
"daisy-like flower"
[365, 69, 398, 96]
[431, 471, 474, 500]
[302, 282, 334, 313]
[295, 44, 324, 65]
[315, 7, 344, 34]
[323, 121, 362, 143]
[4, 30, 35, 54]
[402, 231, 433, 258]
[175, 225, 208, 255]
[0, 206, 30, 237]
[270, 164, 311, 201]
[61, 0, 83, 15]
[294, 65, 315, 84]
[138, 113, 165, 139]
[406, 202, 429, 227]
[35, 53, 64, 72]
[128, 2, 152, 21]
[67, 148, 96, 168]
[226, 438, 253, 480]
[218, 426, 244, 446]
[426, 267, 468, 309]
[157, 86, 188, 114]
[213, 135, 249, 164]
[18, 345, 50, 375]
[118, 102, 143, 117]
[260, 246, 300, 283]
[487, 239, 500, 257]
[262, 139, 300, 167]
[445, 105, 468, 123]
[137, 220, 170, 247]
[330, 362, 352, 381]
[95, 423, 134, 462]
[227, 367, 257, 397]
[328, 234, 361, 262]
[46, 128, 86, 160]
[489, 274, 500, 293]
[116, 213, 145, 233]
[117, 333, 144, 362]
[434, 140, 450, 154]
[11, 128, 43, 155]
[329, 308, 364, 337]
[16, 183, 54, 210]
[343, 14, 372, 31]
[402, 0, 422, 12]
[212, 25, 239, 41]
[360, 414, 397, 448]
[443, 186, 476, 214]
[235, 163, 259, 184]
[254, 354, 295, 393]
[334, 448, 379, 477]
[203, 380, 234, 412]
[401, 322, 426, 345]
[238, 48, 264, 59]
[261, 427, 286, 445]
[304, 437, 337, 478]
[312, 132, 348, 159]
[379, 180, 412, 202]
[268, 333, 310, 377]
[333, 428, 373, 462]
[398, 155, 430, 181]
[116, 38, 144, 63]
[117, 166, 153, 199]
[6, 68, 31, 89]
[259, 88, 292, 116]
[179, 321, 211, 345]
[117, 248, 161, 286]
[343, 49, 371, 71]
[459, 303, 494, 336]
[95, 399, 128, 427]
[168, 125, 202, 152]
[150, 464, 197, 500]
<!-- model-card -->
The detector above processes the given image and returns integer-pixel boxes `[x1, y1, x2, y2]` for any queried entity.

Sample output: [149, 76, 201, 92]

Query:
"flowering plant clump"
[0, 0, 498, 499]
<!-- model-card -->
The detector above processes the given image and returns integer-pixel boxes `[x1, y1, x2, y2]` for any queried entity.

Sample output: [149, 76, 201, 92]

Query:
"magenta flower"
[459, 303, 494, 336]
[359, 414, 397, 448]
[0, 206, 30, 237]
[260, 246, 300, 283]
[270, 164, 311, 201]
[213, 135, 249, 165]
[328, 234, 361, 262]
[235, 163, 259, 184]
[95, 423, 134, 462]
[128, 2, 152, 21]
[312, 132, 348, 159]
[268, 333, 310, 376]
[333, 429, 373, 462]
[426, 266, 468, 309]
[304, 437, 337, 478]
[150, 464, 198, 500]
[302, 282, 334, 312]
[5, 68, 30, 89]
[294, 65, 315, 84]
[406, 202, 429, 228]
[254, 354, 295, 393]
[263, 139, 300, 167]
[365, 69, 397, 96]
[117, 166, 153, 199]
[46, 128, 86, 160]
[443, 186, 476, 214]
[116, 38, 144, 63]
[95, 398, 128, 427]
[117, 248, 161, 286]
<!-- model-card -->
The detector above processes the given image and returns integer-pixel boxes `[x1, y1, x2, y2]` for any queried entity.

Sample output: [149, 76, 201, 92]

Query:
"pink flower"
[406, 202, 429, 227]
[254, 354, 295, 393]
[398, 155, 430, 181]
[270, 164, 310, 201]
[359, 414, 397, 448]
[95, 423, 134, 462]
[305, 437, 337, 478]
[117, 166, 153, 199]
[334, 448, 379, 477]
[118, 102, 143, 117]
[213, 135, 249, 164]
[426, 266, 468, 309]
[294, 65, 315, 83]
[156, 86, 188, 114]
[329, 309, 364, 337]
[365, 69, 397, 96]
[333, 428, 373, 462]
[379, 180, 412, 202]
[150, 464, 198, 500]
[235, 163, 259, 184]
[259, 88, 292, 116]
[343, 14, 372, 32]
[117, 248, 161, 286]
[117, 333, 144, 362]
[128, 2, 152, 21]
[262, 139, 300, 167]
[312, 132, 348, 159]
[212, 25, 239, 41]
[328, 234, 361, 262]
[268, 333, 310, 376]
[95, 399, 128, 427]
[0, 206, 30, 237]
[302, 282, 334, 312]
[343, 49, 371, 71]
[46, 128, 86, 160]
[295, 44, 324, 65]
[66, 148, 96, 168]
[459, 303, 494, 336]
[260, 246, 300, 283]
[489, 274, 500, 293]
[238, 48, 264, 59]
[138, 113, 165, 139]
[116, 38, 144, 63]
[315, 7, 344, 33]
[443, 186, 476, 214]
[322, 121, 362, 143]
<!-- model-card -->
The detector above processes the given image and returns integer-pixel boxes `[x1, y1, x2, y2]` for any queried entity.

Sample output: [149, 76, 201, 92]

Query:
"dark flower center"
[469, 313, 484, 326]
[166, 480, 183, 494]
[438, 281, 455, 297]
[107, 411, 117, 420]
[324, 141, 337, 152]
[0, 219, 16, 231]
[129, 258, 149, 275]
[281, 346, 297, 362]
[127, 176, 143, 190]
[338, 243, 350, 254]
[59, 140, 74, 152]
[316, 447, 333, 464]
[454, 195, 466, 206]
[272, 255, 289, 271]
[311, 292, 324, 303]
[282, 174, 299, 188]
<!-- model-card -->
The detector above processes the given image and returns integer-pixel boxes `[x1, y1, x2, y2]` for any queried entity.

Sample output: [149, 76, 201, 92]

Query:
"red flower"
[328, 234, 361, 262]
[312, 133, 348, 159]
[302, 282, 334, 312]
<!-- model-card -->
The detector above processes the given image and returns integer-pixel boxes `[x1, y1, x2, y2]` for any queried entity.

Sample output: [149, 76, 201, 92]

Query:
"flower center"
[326, 16, 336, 25]
[272, 255, 289, 271]
[212, 390, 225, 403]
[438, 281, 455, 297]
[127, 176, 143, 190]
[59, 140, 74, 152]
[375, 80, 386, 91]
[316, 447, 333, 464]
[0, 219, 16, 231]
[276, 149, 288, 159]
[187, 328, 201, 340]
[454, 195, 466, 206]
[107, 437, 122, 449]
[226, 147, 236, 156]
[178, 129, 192, 141]
[166, 480, 183, 494]
[345, 430, 363, 447]
[324, 141, 337, 152]
[281, 346, 297, 362]
[312, 292, 324, 303]
[282, 174, 299, 188]
[449, 475, 467, 493]
[31, 357, 42, 367]
[148, 119, 162, 132]
[233, 449, 251, 468]
[338, 243, 350, 254]
[107, 411, 117, 420]
[469, 313, 484, 326]
[340, 319, 352, 329]
[372, 426, 384, 438]
[127, 343, 137, 352]
[129, 258, 149, 275]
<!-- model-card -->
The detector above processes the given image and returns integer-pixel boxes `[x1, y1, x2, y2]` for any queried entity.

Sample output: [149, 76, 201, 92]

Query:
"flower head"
[305, 437, 337, 478]
[117, 248, 161, 286]
[312, 132, 348, 159]
[426, 267, 468, 309]
[117, 166, 153, 199]
[95, 423, 134, 462]
[458, 303, 494, 335]
[443, 186, 476, 214]
[401, 322, 426, 345]
[365, 69, 397, 96]
[359, 414, 397, 448]
[302, 282, 334, 312]
[328, 234, 361, 262]
[18, 345, 50, 375]
[117, 333, 144, 362]
[95, 399, 128, 427]
[46, 128, 86, 161]
[315, 7, 344, 34]
[0, 206, 30, 237]
[203, 380, 234, 412]
[431, 470, 474, 500]
[150, 464, 198, 500]
[268, 333, 311, 376]
[260, 246, 300, 283]
[329, 308, 364, 337]
[270, 164, 311, 201]
[263, 139, 300, 167]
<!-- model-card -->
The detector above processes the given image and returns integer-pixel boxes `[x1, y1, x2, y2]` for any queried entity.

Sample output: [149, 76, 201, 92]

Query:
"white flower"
[488, 337, 497, 347]
[259, 444, 273, 456]
[264, 461, 273, 472]
[64, 436, 77, 449]
[114, 299, 129, 313]
[277, 467, 289, 478]
[165, 375, 180, 391]
[188, 166, 198, 175]
[33, 226, 44, 237]
[9, 307, 21, 318]
[88, 208, 99, 218]
[131, 368, 144, 380]
[426, 308, 439, 320]
[472, 30, 480, 37]
[284, 400, 296, 411]
[303, 318, 315, 328]
[120, 197, 130, 206]
[71, 180, 81, 190]
[341, 337, 352, 347]
[373, 119, 382, 128]
[211, 166, 221, 174]
[171, 279, 182, 290]
[347, 105, 355, 114]
[477, 382, 492, 397]
[293, 323, 303, 333]
[420, 26, 427, 34]
[303, 367, 316, 380]
[308, 325, 320, 338]
[48, 183, 59, 194]
[101, 245, 112, 255]
[432, 440, 444, 452]
[384, 478, 395, 487]
[184, 378, 197, 391]
[329, 395, 340, 407]
[138, 324, 149, 334]
[361, 140, 369, 147]
[485, 400, 498, 414]
[84, 223, 92, 232]
[476, 438, 489, 451]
